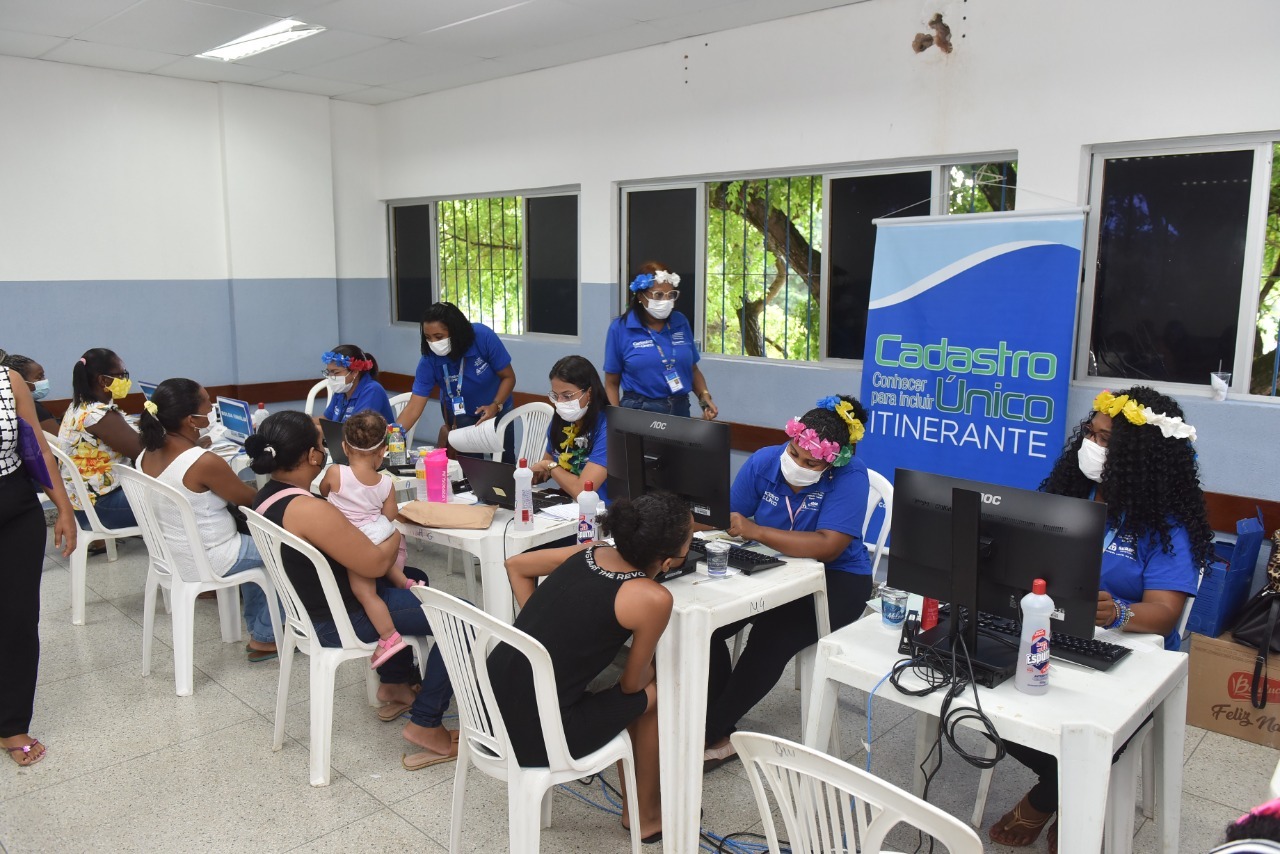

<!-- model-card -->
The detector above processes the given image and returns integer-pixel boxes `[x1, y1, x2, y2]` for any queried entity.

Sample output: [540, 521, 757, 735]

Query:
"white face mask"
[779, 447, 823, 488]
[428, 338, 452, 357]
[644, 298, 675, 320]
[195, 408, 218, 439]
[29, 379, 50, 400]
[325, 374, 353, 395]
[555, 397, 588, 422]
[1077, 437, 1107, 483]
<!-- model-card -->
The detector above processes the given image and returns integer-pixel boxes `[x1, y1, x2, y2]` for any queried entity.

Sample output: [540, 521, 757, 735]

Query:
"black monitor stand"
[909, 487, 1018, 688]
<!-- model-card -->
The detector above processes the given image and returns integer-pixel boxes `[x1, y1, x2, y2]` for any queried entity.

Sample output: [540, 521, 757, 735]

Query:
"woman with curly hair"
[702, 394, 871, 768]
[990, 385, 1211, 852]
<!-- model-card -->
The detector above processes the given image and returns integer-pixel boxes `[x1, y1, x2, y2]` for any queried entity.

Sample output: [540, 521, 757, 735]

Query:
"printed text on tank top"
[585, 544, 646, 581]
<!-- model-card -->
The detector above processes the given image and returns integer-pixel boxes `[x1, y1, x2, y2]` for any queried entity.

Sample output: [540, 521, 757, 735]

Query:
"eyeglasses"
[548, 388, 587, 403]
[106, 371, 131, 381]
[1082, 422, 1111, 448]
[321, 369, 348, 379]
[645, 290, 680, 302]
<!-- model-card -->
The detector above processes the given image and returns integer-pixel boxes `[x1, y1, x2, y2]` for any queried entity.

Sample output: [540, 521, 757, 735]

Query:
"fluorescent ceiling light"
[197, 19, 324, 61]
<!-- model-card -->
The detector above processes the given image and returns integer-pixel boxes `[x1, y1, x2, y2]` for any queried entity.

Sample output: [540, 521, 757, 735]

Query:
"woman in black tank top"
[489, 491, 692, 845]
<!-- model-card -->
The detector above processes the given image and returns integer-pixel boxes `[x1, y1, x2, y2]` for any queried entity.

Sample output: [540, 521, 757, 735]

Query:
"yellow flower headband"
[1092, 391, 1197, 441]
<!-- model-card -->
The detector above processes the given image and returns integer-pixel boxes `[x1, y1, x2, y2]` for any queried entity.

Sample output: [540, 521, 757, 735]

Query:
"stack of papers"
[540, 503, 579, 520]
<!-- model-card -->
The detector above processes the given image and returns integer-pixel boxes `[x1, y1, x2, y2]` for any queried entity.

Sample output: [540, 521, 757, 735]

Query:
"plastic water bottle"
[1016, 578, 1054, 695]
[513, 458, 535, 532]
[415, 448, 429, 502]
[387, 425, 406, 467]
[251, 402, 269, 431]
[576, 481, 600, 544]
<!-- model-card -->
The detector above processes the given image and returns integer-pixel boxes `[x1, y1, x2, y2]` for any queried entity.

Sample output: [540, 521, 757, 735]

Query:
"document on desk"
[539, 503, 579, 520]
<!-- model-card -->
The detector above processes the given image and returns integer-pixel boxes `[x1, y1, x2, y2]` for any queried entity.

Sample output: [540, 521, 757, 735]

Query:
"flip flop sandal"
[371, 631, 408, 669]
[377, 684, 422, 722]
[5, 739, 46, 767]
[988, 797, 1053, 847]
[702, 740, 738, 773]
[246, 647, 278, 663]
[401, 749, 456, 771]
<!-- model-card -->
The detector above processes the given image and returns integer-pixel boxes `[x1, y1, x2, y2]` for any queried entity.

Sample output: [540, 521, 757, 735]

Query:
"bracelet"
[1105, 597, 1131, 630]
[698, 398, 712, 411]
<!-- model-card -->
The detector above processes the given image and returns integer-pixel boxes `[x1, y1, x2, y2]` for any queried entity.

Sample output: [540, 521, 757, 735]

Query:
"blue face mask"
[29, 379, 50, 400]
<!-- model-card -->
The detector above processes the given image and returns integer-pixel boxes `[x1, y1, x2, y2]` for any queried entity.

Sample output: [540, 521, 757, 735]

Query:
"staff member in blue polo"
[702, 394, 871, 770]
[396, 302, 517, 462]
[604, 262, 718, 420]
[321, 345, 396, 424]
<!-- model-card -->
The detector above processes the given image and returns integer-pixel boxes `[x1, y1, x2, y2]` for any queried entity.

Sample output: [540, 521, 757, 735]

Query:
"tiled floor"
[1, 531, 1276, 853]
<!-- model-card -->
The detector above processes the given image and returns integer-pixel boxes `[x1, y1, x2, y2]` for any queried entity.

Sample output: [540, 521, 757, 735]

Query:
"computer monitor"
[216, 397, 253, 445]
[605, 405, 731, 528]
[887, 468, 1107, 641]
[137, 381, 159, 401]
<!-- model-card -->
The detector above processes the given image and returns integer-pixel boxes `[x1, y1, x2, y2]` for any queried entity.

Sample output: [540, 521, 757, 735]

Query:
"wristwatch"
[543, 459, 560, 473]
[698, 391, 713, 411]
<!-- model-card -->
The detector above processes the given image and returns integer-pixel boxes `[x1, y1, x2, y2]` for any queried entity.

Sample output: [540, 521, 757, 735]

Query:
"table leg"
[476, 540, 513, 624]
[657, 608, 711, 854]
[1056, 723, 1112, 854]
[802, 645, 838, 754]
[1152, 674, 1187, 853]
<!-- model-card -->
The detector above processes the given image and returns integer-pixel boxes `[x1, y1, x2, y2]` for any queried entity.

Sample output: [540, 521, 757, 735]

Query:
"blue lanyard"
[646, 327, 676, 370]
[441, 360, 463, 399]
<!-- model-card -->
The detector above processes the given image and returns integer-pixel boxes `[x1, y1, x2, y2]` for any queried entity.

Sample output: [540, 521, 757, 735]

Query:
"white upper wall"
[330, 99, 387, 280]
[375, 0, 1280, 282]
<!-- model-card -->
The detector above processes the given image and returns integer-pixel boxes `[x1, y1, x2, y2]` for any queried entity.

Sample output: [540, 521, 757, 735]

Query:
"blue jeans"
[74, 486, 136, 530]
[313, 577, 453, 729]
[620, 391, 692, 418]
[222, 535, 277, 644]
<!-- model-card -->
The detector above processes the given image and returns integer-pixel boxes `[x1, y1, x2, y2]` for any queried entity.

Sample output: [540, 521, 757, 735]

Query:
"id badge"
[450, 395, 467, 416]
[663, 368, 684, 393]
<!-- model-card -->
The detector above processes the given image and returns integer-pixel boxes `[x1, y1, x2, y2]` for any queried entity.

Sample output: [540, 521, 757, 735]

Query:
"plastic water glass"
[704, 541, 731, 578]
[881, 587, 908, 628]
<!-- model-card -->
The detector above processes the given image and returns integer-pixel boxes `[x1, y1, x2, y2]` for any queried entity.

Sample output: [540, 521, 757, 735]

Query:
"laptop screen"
[137, 381, 159, 401]
[217, 397, 253, 443]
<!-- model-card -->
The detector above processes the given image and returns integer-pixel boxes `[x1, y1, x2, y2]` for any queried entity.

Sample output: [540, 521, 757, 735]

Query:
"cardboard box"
[1187, 632, 1280, 749]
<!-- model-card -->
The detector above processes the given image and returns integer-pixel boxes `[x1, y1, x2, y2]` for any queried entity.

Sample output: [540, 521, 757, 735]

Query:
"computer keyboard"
[691, 537, 786, 575]
[967, 609, 1132, 672]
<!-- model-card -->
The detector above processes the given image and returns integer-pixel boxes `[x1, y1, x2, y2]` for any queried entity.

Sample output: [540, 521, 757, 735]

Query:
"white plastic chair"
[411, 585, 641, 854]
[243, 506, 429, 787]
[733, 731, 983, 854]
[389, 392, 419, 448]
[115, 466, 283, 697]
[490, 401, 554, 464]
[303, 379, 332, 418]
[46, 437, 142, 626]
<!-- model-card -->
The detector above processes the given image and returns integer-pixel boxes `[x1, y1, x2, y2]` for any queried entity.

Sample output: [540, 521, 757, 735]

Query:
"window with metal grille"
[437, 196, 525, 335]
[947, 161, 1017, 214]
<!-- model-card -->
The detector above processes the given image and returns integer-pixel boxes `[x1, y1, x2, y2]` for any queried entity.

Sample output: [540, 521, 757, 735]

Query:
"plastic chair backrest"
[389, 392, 418, 447]
[412, 585, 582, 773]
[732, 731, 983, 854]
[492, 402, 554, 464]
[242, 505, 365, 651]
[864, 468, 894, 584]
[304, 379, 332, 419]
[115, 465, 218, 584]
[46, 439, 113, 535]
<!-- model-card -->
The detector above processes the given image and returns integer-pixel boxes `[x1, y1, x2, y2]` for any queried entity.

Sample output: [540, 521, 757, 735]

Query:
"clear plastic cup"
[881, 587, 908, 628]
[704, 541, 731, 578]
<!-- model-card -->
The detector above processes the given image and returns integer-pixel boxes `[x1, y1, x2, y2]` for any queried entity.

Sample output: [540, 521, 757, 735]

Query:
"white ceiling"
[0, 0, 867, 104]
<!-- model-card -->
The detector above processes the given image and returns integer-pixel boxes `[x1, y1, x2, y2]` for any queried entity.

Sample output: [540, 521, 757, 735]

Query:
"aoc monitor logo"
[650, 421, 667, 430]
[982, 492, 1001, 506]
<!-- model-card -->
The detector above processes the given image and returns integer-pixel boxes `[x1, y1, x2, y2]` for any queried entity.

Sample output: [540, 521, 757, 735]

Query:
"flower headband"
[629, 270, 681, 293]
[1236, 797, 1280, 826]
[1093, 391, 1197, 441]
[322, 351, 373, 372]
[785, 397, 864, 468]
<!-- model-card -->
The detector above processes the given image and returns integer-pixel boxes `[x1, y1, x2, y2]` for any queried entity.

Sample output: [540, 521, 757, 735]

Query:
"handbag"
[1228, 529, 1280, 708]
[16, 417, 54, 490]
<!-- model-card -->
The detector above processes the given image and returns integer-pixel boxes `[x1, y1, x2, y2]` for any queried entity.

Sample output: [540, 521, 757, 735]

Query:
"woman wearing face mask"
[604, 262, 717, 421]
[57, 348, 142, 530]
[529, 355, 610, 502]
[396, 303, 517, 463]
[137, 379, 278, 662]
[990, 386, 1210, 852]
[0, 354, 57, 434]
[702, 394, 870, 770]
[320, 345, 395, 425]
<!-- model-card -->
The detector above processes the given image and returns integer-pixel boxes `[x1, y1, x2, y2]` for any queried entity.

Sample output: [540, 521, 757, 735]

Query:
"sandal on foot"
[5, 739, 46, 767]
[371, 631, 408, 669]
[988, 795, 1053, 847]
[702, 740, 737, 773]
[401, 578, 426, 589]
[401, 748, 456, 770]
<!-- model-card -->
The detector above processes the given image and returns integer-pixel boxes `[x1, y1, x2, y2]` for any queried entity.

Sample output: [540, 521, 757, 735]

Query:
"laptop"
[319, 418, 394, 472]
[215, 397, 254, 445]
[457, 456, 571, 512]
[137, 381, 159, 401]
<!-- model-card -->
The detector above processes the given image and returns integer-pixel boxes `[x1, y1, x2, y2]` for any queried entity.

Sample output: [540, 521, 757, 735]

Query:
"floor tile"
[35, 601, 161, 686]
[1130, 790, 1242, 853]
[1183, 729, 1279, 811]
[285, 808, 444, 853]
[37, 564, 101, 616]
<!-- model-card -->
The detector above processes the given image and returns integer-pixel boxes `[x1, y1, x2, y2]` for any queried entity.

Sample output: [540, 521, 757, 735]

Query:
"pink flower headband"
[786, 418, 842, 464]
[1236, 797, 1280, 826]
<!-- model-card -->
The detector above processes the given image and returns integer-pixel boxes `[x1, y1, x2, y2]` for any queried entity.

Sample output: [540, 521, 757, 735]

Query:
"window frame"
[1074, 135, 1276, 400]
[386, 185, 581, 341]
[619, 183, 705, 343]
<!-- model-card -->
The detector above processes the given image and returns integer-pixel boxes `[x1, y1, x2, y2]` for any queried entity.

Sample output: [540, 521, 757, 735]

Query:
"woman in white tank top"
[137, 379, 278, 662]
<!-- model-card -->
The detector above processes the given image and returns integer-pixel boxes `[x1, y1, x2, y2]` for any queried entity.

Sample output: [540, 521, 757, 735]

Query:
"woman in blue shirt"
[990, 385, 1211, 851]
[530, 355, 609, 502]
[604, 262, 718, 420]
[703, 395, 870, 768]
[321, 345, 395, 425]
[396, 303, 517, 463]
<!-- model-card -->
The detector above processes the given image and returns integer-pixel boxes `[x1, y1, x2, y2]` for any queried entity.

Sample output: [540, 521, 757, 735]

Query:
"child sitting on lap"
[319, 410, 419, 668]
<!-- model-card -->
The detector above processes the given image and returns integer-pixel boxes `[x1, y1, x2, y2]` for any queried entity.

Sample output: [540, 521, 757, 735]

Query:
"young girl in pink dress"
[318, 411, 418, 668]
